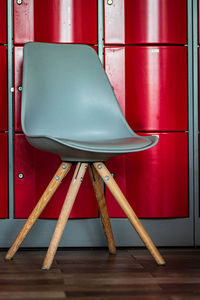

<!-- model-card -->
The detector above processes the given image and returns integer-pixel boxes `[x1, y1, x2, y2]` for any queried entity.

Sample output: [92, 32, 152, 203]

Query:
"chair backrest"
[21, 43, 135, 141]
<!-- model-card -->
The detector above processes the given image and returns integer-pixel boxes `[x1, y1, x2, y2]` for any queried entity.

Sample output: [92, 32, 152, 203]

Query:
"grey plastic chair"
[6, 42, 165, 269]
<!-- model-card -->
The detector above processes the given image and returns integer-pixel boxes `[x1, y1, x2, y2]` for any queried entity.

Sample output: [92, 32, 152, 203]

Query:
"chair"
[5, 42, 165, 269]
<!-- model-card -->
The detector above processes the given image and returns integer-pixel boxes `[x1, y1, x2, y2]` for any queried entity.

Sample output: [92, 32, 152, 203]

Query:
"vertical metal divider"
[188, 0, 195, 239]
[98, 0, 104, 65]
[7, 0, 14, 219]
[193, 0, 200, 244]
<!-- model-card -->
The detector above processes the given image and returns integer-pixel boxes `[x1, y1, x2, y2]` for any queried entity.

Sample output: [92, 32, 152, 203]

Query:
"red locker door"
[0, 46, 7, 131]
[105, 133, 188, 218]
[0, 133, 8, 218]
[14, 47, 23, 132]
[0, 0, 7, 44]
[13, 0, 34, 44]
[104, 47, 125, 114]
[105, 155, 127, 218]
[13, 0, 97, 44]
[104, 0, 187, 45]
[105, 46, 188, 132]
[14, 134, 98, 219]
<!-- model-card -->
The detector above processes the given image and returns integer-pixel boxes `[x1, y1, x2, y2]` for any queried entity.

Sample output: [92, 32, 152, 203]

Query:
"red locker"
[106, 133, 188, 218]
[13, 0, 97, 45]
[14, 134, 98, 219]
[14, 46, 97, 132]
[0, 46, 7, 131]
[0, 133, 8, 218]
[105, 155, 127, 218]
[14, 47, 23, 132]
[0, 0, 7, 44]
[104, 47, 125, 115]
[105, 46, 188, 132]
[104, 0, 187, 45]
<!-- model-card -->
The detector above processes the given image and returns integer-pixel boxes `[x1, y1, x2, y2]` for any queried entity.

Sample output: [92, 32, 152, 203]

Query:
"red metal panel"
[14, 134, 98, 219]
[104, 47, 125, 115]
[105, 46, 188, 132]
[126, 46, 188, 132]
[14, 0, 97, 45]
[0, 46, 7, 131]
[104, 0, 125, 44]
[106, 133, 188, 218]
[0, 133, 8, 218]
[0, 0, 7, 43]
[104, 0, 187, 45]
[14, 46, 97, 132]
[14, 133, 37, 218]
[14, 47, 23, 132]
[126, 132, 189, 218]
[13, 0, 34, 45]
[105, 156, 127, 218]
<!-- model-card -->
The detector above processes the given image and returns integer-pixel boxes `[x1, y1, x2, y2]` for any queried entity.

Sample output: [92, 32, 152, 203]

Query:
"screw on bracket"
[107, 0, 113, 5]
[16, 0, 23, 5]
[18, 173, 24, 179]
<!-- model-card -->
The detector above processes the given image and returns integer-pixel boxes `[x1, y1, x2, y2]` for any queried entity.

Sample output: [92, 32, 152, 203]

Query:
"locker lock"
[18, 173, 24, 179]
[16, 0, 23, 5]
[107, 0, 113, 5]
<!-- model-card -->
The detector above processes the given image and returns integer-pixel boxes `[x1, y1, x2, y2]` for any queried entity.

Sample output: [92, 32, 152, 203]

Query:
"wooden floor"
[0, 248, 200, 299]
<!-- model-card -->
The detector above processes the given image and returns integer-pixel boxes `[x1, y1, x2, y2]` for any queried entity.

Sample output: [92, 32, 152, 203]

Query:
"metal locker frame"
[193, 0, 200, 245]
[0, 0, 196, 247]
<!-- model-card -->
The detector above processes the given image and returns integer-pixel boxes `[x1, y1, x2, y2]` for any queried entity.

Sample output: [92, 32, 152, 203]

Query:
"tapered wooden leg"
[5, 162, 72, 261]
[89, 165, 116, 255]
[94, 162, 165, 266]
[42, 162, 88, 270]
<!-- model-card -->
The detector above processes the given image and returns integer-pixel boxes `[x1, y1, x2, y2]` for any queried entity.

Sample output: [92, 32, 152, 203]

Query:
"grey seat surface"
[21, 42, 158, 162]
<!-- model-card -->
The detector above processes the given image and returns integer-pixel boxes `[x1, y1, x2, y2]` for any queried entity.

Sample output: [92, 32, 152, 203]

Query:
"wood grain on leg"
[5, 162, 72, 260]
[42, 162, 88, 270]
[89, 165, 116, 255]
[93, 162, 165, 266]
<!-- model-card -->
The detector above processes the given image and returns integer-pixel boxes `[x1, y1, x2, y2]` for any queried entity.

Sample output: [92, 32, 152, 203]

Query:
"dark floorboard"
[0, 248, 200, 299]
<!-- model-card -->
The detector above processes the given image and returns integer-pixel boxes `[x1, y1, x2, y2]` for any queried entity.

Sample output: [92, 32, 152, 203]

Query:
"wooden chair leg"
[5, 162, 72, 261]
[93, 162, 166, 266]
[89, 165, 116, 255]
[42, 162, 88, 270]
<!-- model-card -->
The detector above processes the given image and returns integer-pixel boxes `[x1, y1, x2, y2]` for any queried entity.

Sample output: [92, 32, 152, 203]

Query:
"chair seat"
[27, 135, 158, 162]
